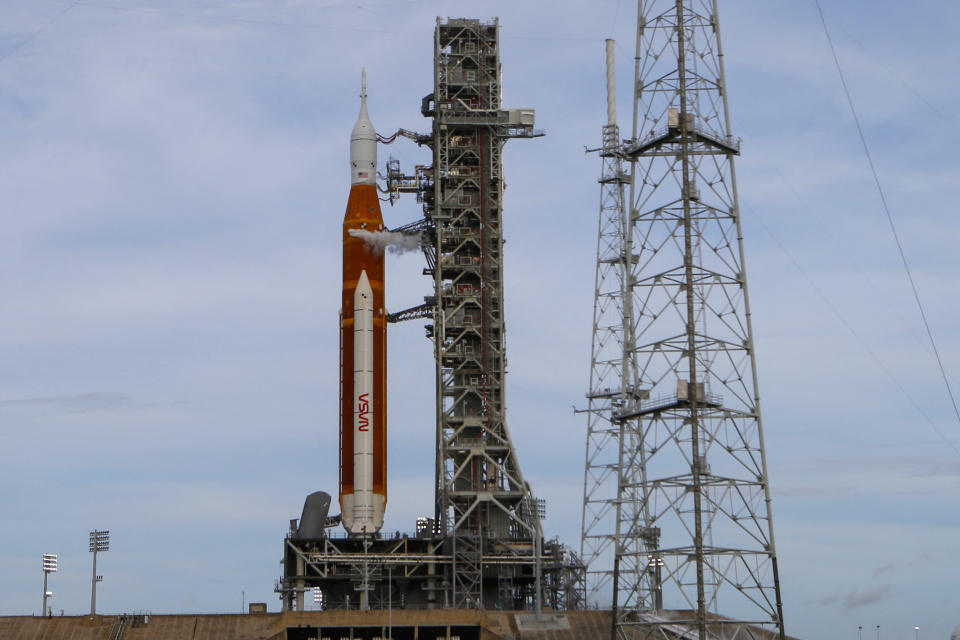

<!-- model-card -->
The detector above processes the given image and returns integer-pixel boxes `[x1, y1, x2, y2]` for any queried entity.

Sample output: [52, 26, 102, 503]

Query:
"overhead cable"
[815, 1, 960, 439]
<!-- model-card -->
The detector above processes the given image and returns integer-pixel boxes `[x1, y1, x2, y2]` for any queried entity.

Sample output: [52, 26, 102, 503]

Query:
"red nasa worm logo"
[357, 393, 370, 432]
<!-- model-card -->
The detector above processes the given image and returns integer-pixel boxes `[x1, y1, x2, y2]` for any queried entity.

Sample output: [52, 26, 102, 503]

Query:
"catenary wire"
[0, 2, 75, 64]
[825, 11, 954, 124]
[741, 202, 960, 459]
[815, 1, 960, 434]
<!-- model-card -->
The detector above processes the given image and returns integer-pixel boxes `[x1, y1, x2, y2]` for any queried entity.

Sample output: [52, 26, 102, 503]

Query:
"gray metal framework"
[276, 529, 579, 612]
[580, 40, 644, 608]
[427, 18, 546, 610]
[580, 2, 786, 639]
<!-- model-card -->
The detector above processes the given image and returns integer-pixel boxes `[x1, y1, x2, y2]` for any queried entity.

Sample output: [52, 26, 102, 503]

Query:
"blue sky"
[0, 1, 958, 638]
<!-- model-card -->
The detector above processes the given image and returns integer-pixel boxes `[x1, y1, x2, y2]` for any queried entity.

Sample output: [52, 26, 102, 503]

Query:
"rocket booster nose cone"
[355, 269, 372, 299]
[350, 69, 376, 185]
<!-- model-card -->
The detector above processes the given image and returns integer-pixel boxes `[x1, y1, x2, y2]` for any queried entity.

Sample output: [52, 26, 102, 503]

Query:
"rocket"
[339, 71, 387, 536]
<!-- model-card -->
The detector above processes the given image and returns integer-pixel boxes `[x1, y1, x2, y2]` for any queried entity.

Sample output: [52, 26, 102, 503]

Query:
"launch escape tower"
[278, 17, 583, 614]
[580, 2, 786, 639]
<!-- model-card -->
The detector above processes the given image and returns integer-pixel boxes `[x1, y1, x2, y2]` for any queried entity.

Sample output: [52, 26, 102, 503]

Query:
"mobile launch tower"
[580, 2, 787, 639]
[278, 17, 582, 614]
[419, 17, 551, 611]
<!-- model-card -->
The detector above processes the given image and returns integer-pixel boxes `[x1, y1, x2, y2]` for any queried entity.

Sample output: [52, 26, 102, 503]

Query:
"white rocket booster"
[346, 270, 383, 533]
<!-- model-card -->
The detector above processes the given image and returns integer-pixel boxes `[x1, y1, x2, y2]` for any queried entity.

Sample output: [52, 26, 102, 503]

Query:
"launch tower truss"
[425, 17, 548, 610]
[580, 2, 786, 639]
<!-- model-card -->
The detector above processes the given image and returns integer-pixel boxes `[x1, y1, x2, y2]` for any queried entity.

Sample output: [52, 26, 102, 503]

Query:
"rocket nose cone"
[350, 70, 376, 185]
[351, 104, 374, 141]
[354, 269, 374, 312]
[357, 269, 371, 290]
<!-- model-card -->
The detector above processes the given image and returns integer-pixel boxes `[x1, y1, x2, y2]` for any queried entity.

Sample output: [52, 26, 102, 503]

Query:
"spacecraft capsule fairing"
[339, 71, 386, 536]
[350, 69, 376, 186]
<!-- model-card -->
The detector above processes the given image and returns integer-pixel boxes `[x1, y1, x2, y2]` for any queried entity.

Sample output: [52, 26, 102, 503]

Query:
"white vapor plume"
[348, 229, 423, 255]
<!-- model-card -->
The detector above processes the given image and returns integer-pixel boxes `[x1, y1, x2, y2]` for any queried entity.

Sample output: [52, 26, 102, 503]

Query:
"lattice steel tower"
[580, 2, 786, 639]
[580, 38, 636, 606]
[426, 17, 545, 610]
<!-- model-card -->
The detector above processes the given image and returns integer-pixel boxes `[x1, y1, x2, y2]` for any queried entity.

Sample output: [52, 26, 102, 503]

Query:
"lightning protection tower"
[581, 2, 786, 639]
[580, 38, 636, 606]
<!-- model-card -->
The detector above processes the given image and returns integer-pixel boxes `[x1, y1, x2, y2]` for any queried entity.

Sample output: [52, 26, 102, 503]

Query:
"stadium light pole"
[89, 530, 109, 615]
[41, 553, 57, 616]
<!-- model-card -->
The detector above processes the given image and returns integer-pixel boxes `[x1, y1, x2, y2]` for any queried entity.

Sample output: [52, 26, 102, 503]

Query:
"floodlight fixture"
[313, 587, 322, 605]
[42, 553, 58, 573]
[88, 530, 110, 553]
[89, 529, 110, 615]
[41, 553, 58, 616]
